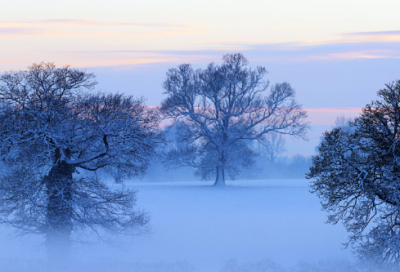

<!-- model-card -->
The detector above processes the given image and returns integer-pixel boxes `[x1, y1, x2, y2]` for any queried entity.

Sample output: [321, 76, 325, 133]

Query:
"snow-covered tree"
[0, 63, 162, 261]
[307, 80, 400, 265]
[161, 121, 256, 181]
[161, 53, 308, 186]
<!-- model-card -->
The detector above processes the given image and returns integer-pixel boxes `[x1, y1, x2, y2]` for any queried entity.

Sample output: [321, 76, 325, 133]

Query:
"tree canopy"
[307, 80, 400, 265]
[0, 63, 162, 259]
[161, 53, 308, 186]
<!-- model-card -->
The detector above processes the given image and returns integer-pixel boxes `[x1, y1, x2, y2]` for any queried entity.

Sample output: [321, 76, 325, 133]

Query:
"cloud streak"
[37, 19, 197, 29]
[0, 27, 44, 36]
[63, 36, 400, 66]
[0, 19, 207, 37]
[346, 30, 400, 36]
[305, 107, 362, 126]
[1, 24, 399, 71]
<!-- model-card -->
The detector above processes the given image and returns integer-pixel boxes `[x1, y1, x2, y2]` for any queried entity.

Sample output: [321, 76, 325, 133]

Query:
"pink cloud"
[345, 30, 400, 40]
[37, 19, 197, 29]
[0, 27, 45, 36]
[305, 107, 361, 126]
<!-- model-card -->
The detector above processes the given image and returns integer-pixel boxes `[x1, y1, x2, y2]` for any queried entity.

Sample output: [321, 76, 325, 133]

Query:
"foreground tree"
[0, 63, 161, 261]
[307, 80, 400, 265]
[161, 53, 308, 186]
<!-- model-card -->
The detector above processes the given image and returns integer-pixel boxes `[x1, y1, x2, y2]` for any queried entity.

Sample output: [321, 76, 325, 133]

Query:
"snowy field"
[0, 179, 387, 271]
[124, 179, 352, 269]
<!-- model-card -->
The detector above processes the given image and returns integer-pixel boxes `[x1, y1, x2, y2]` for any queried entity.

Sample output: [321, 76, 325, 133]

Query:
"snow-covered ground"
[122, 179, 352, 271]
[0, 179, 360, 271]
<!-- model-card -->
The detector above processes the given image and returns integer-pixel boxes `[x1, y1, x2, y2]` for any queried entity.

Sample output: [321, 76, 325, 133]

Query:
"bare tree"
[161, 53, 308, 186]
[0, 63, 162, 261]
[256, 132, 286, 163]
[162, 121, 256, 181]
[307, 80, 400, 265]
[334, 115, 354, 133]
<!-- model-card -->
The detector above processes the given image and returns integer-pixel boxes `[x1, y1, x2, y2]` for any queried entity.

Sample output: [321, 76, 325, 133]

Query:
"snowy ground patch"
[0, 179, 370, 271]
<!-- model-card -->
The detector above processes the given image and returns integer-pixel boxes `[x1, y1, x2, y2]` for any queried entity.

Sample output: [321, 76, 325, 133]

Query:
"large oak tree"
[0, 63, 161, 261]
[161, 53, 308, 186]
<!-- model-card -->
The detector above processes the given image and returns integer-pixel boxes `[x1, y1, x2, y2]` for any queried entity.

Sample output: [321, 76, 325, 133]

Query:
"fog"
[0, 177, 395, 272]
[0, 103, 388, 271]
[144, 155, 313, 182]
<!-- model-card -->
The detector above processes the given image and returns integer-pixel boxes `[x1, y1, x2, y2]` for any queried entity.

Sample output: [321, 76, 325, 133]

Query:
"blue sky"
[1, 0, 400, 155]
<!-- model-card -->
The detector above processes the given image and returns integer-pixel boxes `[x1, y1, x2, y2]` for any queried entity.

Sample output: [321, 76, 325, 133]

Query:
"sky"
[1, 0, 400, 155]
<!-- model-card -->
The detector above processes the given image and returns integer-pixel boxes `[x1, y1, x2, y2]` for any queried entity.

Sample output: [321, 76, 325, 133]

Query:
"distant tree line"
[144, 123, 311, 182]
[145, 152, 312, 182]
[250, 154, 312, 180]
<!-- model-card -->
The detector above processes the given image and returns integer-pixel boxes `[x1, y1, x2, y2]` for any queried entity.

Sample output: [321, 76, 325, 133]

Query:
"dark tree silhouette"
[0, 63, 161, 261]
[308, 79, 400, 265]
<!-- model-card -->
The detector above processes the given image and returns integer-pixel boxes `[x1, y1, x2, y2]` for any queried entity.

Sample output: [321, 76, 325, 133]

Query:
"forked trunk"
[44, 160, 74, 262]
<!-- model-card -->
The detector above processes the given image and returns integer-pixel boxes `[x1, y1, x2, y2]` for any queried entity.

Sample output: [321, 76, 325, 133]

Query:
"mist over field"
[0, 60, 398, 272]
[0, 176, 392, 272]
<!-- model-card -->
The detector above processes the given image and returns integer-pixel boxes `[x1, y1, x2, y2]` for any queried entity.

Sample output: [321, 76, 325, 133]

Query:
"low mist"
[0, 176, 394, 272]
[144, 154, 312, 182]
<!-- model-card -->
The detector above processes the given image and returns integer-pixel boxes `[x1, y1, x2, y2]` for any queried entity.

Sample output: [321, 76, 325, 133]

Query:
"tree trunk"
[45, 160, 74, 262]
[214, 164, 226, 187]
[214, 149, 227, 187]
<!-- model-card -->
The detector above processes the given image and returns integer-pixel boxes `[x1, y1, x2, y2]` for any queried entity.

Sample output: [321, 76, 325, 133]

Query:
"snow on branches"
[308, 79, 400, 265]
[161, 53, 308, 186]
[0, 63, 162, 259]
